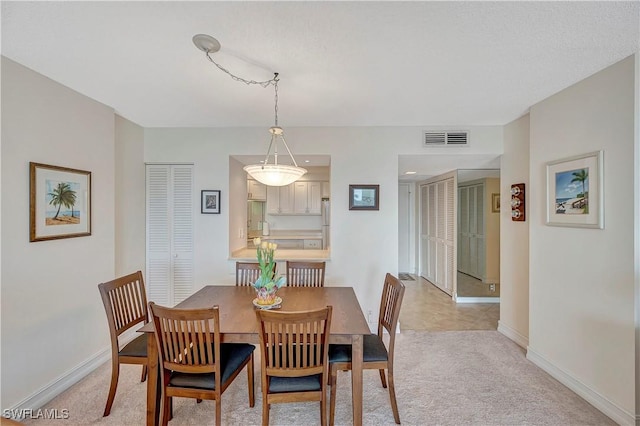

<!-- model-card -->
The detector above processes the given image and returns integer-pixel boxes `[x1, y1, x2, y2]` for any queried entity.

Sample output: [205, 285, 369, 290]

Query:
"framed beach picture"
[546, 151, 603, 229]
[201, 190, 221, 214]
[349, 184, 379, 211]
[30, 162, 92, 242]
[491, 193, 500, 213]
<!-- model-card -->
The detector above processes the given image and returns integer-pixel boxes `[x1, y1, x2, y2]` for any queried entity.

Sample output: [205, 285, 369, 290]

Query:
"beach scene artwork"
[555, 168, 589, 215]
[45, 179, 80, 226]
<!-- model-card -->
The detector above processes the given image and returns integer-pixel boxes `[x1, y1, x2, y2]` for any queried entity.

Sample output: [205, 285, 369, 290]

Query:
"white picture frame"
[546, 151, 603, 229]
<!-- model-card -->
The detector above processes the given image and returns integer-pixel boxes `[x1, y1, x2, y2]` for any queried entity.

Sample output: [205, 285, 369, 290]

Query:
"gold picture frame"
[491, 193, 500, 213]
[30, 162, 92, 242]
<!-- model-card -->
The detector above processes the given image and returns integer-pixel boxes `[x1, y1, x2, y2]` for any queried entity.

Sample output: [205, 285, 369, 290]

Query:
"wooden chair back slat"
[286, 261, 326, 287]
[377, 273, 405, 338]
[257, 307, 332, 378]
[99, 271, 148, 338]
[236, 261, 276, 286]
[150, 303, 220, 375]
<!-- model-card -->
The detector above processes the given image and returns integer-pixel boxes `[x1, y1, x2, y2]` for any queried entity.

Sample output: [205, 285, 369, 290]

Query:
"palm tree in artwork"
[570, 169, 588, 199]
[48, 182, 77, 220]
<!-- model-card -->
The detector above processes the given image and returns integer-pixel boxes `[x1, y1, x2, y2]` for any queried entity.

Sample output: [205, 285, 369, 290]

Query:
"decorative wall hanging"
[201, 190, 221, 214]
[546, 151, 603, 229]
[349, 185, 379, 211]
[510, 184, 525, 222]
[30, 162, 91, 242]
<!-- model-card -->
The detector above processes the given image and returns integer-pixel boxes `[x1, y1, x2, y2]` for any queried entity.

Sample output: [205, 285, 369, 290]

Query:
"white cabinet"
[293, 181, 322, 214]
[267, 184, 295, 215]
[146, 164, 194, 306]
[303, 239, 322, 249]
[267, 181, 322, 215]
[247, 179, 266, 200]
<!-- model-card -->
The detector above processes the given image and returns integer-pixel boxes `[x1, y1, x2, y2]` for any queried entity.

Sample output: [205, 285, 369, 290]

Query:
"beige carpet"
[22, 331, 613, 425]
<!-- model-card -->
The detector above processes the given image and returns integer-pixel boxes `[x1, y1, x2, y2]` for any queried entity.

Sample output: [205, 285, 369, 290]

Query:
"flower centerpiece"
[253, 237, 286, 305]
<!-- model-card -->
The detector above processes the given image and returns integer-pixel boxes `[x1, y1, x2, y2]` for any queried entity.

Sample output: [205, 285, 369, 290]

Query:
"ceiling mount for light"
[193, 34, 307, 186]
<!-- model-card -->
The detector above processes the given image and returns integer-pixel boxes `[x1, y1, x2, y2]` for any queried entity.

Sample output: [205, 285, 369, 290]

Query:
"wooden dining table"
[139, 285, 370, 426]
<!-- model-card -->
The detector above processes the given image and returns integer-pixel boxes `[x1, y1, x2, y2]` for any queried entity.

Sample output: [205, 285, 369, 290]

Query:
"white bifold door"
[420, 177, 455, 295]
[146, 164, 194, 306]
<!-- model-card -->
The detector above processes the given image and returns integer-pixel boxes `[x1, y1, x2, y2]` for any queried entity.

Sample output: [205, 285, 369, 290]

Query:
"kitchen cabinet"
[267, 181, 322, 215]
[247, 179, 266, 200]
[267, 184, 294, 215]
[303, 239, 322, 249]
[294, 181, 322, 214]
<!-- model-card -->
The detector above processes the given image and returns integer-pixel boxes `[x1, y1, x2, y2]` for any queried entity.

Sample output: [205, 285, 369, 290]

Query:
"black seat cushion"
[268, 374, 322, 393]
[168, 343, 254, 390]
[328, 334, 388, 363]
[119, 333, 147, 357]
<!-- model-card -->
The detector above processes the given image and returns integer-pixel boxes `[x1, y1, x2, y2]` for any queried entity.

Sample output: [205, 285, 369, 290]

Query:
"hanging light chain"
[273, 77, 279, 127]
[204, 51, 277, 88]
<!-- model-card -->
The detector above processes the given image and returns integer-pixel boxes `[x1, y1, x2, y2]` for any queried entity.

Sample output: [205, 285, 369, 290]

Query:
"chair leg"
[103, 357, 120, 416]
[320, 395, 327, 426]
[387, 369, 400, 424]
[262, 397, 270, 426]
[379, 368, 388, 388]
[248, 353, 255, 407]
[141, 365, 148, 382]
[215, 398, 222, 426]
[160, 395, 170, 426]
[329, 368, 338, 426]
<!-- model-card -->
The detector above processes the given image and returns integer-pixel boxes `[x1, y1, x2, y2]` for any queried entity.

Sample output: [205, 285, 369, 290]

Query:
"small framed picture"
[546, 151, 603, 229]
[491, 193, 500, 213]
[349, 184, 379, 211]
[201, 190, 221, 214]
[30, 162, 92, 242]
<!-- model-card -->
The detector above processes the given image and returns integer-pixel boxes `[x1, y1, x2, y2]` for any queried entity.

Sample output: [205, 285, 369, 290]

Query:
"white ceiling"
[2, 1, 638, 178]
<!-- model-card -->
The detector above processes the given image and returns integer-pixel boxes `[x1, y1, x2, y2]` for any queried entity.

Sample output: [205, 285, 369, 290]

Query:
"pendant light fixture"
[193, 34, 307, 186]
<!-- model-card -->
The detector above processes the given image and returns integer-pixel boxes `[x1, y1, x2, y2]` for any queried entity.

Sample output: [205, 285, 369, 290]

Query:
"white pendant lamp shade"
[244, 164, 307, 187]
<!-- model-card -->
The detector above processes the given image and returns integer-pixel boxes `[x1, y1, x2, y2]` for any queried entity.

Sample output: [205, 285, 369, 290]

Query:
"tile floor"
[399, 274, 500, 331]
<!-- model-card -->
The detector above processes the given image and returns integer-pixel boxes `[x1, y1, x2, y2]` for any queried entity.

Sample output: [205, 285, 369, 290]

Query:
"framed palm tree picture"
[545, 151, 603, 229]
[30, 162, 91, 242]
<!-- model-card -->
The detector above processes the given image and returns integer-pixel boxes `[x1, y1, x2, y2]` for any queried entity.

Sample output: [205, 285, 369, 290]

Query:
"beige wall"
[528, 55, 635, 422]
[498, 114, 530, 348]
[114, 115, 145, 276]
[1, 57, 116, 408]
[484, 177, 500, 283]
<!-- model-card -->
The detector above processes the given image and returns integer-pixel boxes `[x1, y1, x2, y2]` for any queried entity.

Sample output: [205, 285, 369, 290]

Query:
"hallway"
[399, 275, 500, 331]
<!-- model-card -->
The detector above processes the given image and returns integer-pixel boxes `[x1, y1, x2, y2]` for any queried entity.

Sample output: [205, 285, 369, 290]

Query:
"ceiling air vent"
[423, 131, 469, 147]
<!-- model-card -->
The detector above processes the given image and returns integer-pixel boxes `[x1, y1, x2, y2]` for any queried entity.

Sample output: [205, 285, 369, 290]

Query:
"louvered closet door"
[420, 177, 454, 296]
[146, 164, 194, 306]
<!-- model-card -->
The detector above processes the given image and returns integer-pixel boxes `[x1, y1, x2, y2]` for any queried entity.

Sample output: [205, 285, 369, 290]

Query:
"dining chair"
[236, 261, 276, 286]
[256, 306, 333, 426]
[148, 302, 255, 426]
[328, 273, 405, 425]
[98, 271, 149, 417]
[285, 261, 326, 287]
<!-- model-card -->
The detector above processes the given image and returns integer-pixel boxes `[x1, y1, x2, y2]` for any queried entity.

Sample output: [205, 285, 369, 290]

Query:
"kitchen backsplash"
[264, 214, 322, 230]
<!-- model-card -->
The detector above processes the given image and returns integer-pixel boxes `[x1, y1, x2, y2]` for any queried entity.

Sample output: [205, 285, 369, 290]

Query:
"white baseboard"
[527, 348, 635, 426]
[497, 320, 529, 348]
[456, 296, 500, 304]
[6, 329, 138, 416]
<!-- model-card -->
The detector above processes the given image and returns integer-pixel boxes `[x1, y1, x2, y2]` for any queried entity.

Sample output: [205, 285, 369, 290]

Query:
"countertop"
[230, 248, 330, 261]
[248, 229, 323, 241]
